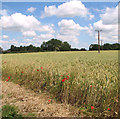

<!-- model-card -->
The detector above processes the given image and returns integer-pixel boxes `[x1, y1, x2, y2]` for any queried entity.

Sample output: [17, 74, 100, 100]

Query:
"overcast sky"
[0, 0, 118, 50]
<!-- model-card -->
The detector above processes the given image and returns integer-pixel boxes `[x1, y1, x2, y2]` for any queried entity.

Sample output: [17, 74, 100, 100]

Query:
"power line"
[95, 30, 102, 53]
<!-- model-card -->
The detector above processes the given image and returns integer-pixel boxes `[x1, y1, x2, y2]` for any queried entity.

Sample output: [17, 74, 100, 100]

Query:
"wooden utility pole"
[95, 30, 102, 53]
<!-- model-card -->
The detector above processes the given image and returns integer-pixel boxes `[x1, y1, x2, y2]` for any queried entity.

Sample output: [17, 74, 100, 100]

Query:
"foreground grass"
[2, 51, 118, 117]
[2, 104, 36, 118]
[2, 105, 23, 118]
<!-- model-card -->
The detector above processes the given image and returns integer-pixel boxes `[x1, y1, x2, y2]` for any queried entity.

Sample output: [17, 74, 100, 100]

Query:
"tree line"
[89, 43, 120, 50]
[0, 39, 119, 54]
[0, 39, 86, 53]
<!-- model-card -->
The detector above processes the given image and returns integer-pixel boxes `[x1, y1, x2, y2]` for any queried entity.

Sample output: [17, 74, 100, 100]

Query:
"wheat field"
[2, 51, 118, 117]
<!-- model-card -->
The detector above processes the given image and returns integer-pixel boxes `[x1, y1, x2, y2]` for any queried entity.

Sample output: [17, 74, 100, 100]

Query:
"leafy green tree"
[60, 42, 71, 51]
[40, 39, 71, 51]
[41, 41, 47, 51]
[71, 48, 80, 51]
[10, 45, 15, 52]
[89, 44, 99, 50]
[80, 48, 87, 51]
[47, 39, 62, 51]
[103, 43, 112, 50]
[111, 43, 120, 50]
[89, 43, 120, 50]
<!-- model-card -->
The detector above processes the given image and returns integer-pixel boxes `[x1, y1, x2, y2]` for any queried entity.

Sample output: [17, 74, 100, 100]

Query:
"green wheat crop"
[2, 51, 119, 117]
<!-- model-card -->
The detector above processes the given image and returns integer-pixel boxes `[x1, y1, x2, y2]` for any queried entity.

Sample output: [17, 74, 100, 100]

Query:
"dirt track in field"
[2, 81, 79, 117]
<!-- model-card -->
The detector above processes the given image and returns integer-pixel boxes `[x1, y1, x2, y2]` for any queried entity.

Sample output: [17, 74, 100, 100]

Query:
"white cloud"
[94, 20, 117, 33]
[88, 5, 118, 43]
[57, 19, 88, 46]
[41, 0, 93, 19]
[58, 19, 81, 36]
[0, 13, 55, 38]
[0, 13, 40, 32]
[27, 7, 36, 13]
[2, 35, 9, 39]
[100, 6, 118, 25]
[37, 34, 54, 40]
[37, 25, 55, 34]
[22, 31, 36, 37]
[58, 19, 88, 35]
[0, 9, 8, 16]
[0, 12, 55, 49]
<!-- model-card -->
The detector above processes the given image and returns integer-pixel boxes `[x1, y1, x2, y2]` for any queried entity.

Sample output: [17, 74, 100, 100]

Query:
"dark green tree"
[80, 48, 87, 51]
[10, 45, 15, 52]
[60, 42, 71, 51]
[40, 39, 71, 51]
[89, 44, 99, 50]
[103, 43, 112, 50]
[89, 43, 120, 50]
[111, 43, 120, 50]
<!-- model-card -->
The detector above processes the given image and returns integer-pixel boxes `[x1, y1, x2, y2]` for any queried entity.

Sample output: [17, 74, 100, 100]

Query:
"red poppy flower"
[62, 79, 65, 82]
[37, 69, 39, 71]
[90, 85, 92, 88]
[8, 76, 10, 80]
[107, 108, 110, 111]
[21, 72, 23, 73]
[41, 67, 43, 70]
[48, 100, 51, 103]
[6, 79, 8, 82]
[66, 76, 69, 80]
[91, 106, 94, 110]
[66, 73, 68, 75]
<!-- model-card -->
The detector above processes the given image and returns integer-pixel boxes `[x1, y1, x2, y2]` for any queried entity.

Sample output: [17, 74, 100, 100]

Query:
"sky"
[0, 0, 118, 50]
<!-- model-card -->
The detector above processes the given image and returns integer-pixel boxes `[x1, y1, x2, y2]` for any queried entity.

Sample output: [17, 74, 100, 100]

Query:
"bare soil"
[2, 81, 79, 117]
